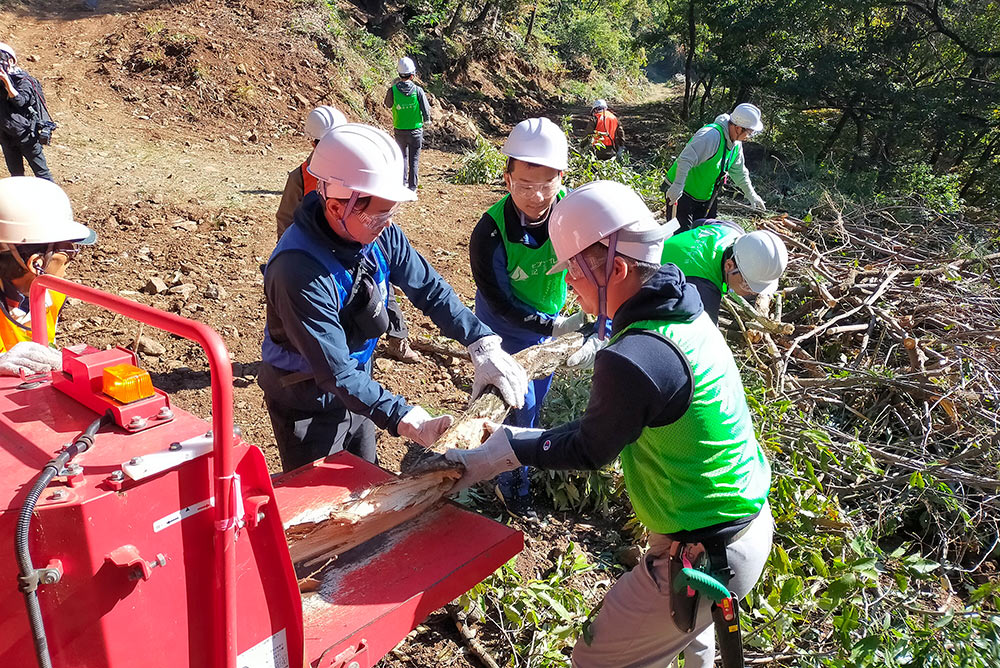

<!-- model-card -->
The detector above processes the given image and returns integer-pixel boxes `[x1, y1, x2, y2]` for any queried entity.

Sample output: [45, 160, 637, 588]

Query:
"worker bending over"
[384, 57, 431, 192]
[447, 180, 772, 667]
[582, 100, 625, 160]
[662, 219, 787, 323]
[276, 105, 420, 363]
[0, 176, 96, 374]
[664, 103, 766, 232]
[276, 105, 347, 240]
[260, 123, 528, 471]
[468, 117, 592, 515]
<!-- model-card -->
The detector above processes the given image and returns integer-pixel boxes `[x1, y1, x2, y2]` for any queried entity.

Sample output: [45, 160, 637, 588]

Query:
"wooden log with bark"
[284, 333, 585, 575]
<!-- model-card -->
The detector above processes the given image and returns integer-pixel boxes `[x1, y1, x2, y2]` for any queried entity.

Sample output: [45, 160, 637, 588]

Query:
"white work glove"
[0, 341, 62, 376]
[566, 334, 609, 370]
[468, 335, 529, 409]
[445, 422, 537, 493]
[750, 194, 766, 210]
[665, 181, 684, 204]
[397, 406, 455, 447]
[552, 310, 585, 338]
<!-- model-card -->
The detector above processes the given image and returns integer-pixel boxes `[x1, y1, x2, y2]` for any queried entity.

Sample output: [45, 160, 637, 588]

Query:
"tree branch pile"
[719, 198, 1000, 570]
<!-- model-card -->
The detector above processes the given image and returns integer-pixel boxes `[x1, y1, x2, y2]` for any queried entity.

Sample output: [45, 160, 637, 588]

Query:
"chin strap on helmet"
[572, 231, 619, 341]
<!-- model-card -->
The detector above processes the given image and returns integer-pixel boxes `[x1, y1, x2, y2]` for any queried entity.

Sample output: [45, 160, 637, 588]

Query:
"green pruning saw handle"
[673, 567, 731, 603]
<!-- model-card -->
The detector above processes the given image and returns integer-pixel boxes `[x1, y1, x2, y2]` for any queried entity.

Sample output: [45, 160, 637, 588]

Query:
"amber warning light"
[102, 364, 155, 404]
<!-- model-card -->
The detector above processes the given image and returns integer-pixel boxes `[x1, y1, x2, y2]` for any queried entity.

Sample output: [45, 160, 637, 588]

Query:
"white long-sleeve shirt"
[670, 114, 759, 202]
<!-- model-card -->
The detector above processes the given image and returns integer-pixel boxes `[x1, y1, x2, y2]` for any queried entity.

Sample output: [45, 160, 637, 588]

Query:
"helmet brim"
[547, 258, 570, 275]
[502, 152, 568, 172]
[744, 275, 778, 295]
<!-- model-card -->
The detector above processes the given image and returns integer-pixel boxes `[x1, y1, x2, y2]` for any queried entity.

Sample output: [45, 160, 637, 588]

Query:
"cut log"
[284, 332, 585, 573]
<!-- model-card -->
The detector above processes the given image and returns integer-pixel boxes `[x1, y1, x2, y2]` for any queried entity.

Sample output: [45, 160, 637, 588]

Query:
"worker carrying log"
[662, 103, 767, 232]
[662, 219, 788, 324]
[469, 117, 595, 516]
[276, 105, 420, 363]
[447, 180, 773, 668]
[581, 99, 625, 160]
[0, 176, 95, 375]
[259, 123, 528, 471]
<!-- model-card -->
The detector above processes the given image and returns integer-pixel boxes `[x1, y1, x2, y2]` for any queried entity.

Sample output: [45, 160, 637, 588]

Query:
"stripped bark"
[284, 333, 585, 573]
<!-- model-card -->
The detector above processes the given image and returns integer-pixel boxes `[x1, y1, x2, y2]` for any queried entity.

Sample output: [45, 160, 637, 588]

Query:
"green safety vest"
[666, 122, 741, 202]
[486, 193, 568, 316]
[391, 84, 423, 130]
[661, 224, 742, 295]
[614, 315, 770, 534]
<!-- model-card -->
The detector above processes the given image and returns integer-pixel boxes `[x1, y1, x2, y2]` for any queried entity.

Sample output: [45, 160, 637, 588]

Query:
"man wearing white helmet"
[0, 177, 96, 375]
[383, 57, 431, 191]
[260, 123, 528, 471]
[275, 105, 347, 240]
[447, 180, 772, 668]
[468, 117, 591, 515]
[0, 43, 53, 182]
[664, 103, 767, 231]
[276, 105, 420, 364]
[581, 99, 625, 160]
[661, 218, 788, 323]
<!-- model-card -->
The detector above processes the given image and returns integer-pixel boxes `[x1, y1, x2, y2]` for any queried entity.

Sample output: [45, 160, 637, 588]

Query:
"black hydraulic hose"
[15, 413, 112, 668]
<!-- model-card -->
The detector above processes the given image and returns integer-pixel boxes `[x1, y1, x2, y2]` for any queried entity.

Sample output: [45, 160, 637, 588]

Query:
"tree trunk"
[960, 133, 1000, 200]
[816, 108, 852, 164]
[525, 4, 538, 41]
[284, 333, 585, 574]
[698, 72, 714, 119]
[682, 0, 696, 121]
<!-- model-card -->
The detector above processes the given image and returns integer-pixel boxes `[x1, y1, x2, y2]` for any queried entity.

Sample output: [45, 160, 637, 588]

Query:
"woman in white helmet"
[446, 180, 773, 668]
[260, 123, 528, 470]
[663, 102, 767, 231]
[661, 218, 788, 323]
[275, 104, 347, 240]
[468, 117, 592, 516]
[383, 56, 431, 191]
[0, 177, 96, 375]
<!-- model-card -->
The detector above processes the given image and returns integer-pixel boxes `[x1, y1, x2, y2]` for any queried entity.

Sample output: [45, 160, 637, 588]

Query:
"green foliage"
[462, 544, 599, 667]
[450, 137, 507, 185]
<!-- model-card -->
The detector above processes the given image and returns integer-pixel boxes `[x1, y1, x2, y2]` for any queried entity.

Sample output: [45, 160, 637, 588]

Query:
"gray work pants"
[572, 504, 773, 668]
[393, 128, 422, 191]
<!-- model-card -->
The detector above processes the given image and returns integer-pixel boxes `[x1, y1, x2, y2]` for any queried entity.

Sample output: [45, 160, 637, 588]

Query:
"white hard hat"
[591, 99, 608, 111]
[307, 123, 417, 203]
[0, 42, 16, 64]
[502, 117, 568, 171]
[732, 230, 787, 294]
[304, 105, 347, 141]
[397, 57, 416, 76]
[0, 177, 96, 246]
[548, 180, 668, 274]
[730, 103, 764, 132]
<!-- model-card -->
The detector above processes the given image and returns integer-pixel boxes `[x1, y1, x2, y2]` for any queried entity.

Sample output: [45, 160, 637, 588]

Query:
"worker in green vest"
[661, 219, 788, 324]
[468, 117, 592, 516]
[383, 57, 431, 191]
[446, 180, 773, 668]
[663, 103, 767, 232]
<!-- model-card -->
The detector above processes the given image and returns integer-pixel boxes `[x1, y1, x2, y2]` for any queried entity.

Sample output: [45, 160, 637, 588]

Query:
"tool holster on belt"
[666, 518, 754, 668]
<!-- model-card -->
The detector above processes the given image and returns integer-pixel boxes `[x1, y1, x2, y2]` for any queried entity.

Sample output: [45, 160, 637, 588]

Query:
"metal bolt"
[129, 416, 147, 429]
[66, 462, 83, 475]
[347, 663, 360, 668]
[157, 406, 174, 420]
[168, 442, 182, 451]
[256, 511, 265, 524]
[153, 553, 167, 568]
[40, 571, 59, 585]
[128, 456, 142, 466]
[109, 470, 124, 482]
[48, 490, 66, 501]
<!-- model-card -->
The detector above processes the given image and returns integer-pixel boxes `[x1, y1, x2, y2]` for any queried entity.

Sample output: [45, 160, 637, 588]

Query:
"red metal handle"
[30, 275, 239, 668]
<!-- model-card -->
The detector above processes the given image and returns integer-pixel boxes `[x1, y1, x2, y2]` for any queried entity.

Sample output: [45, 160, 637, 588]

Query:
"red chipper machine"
[0, 275, 522, 668]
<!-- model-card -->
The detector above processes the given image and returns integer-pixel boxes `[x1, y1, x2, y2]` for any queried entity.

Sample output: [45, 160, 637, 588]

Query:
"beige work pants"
[572, 505, 773, 668]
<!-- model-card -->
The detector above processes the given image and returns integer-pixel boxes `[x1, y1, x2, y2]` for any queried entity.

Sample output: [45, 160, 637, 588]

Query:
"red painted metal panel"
[273, 454, 523, 668]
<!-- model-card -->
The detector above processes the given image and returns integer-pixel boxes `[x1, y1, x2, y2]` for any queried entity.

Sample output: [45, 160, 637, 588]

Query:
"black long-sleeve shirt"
[509, 264, 703, 467]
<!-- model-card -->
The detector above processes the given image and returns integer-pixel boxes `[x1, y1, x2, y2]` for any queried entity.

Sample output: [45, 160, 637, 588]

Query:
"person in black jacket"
[0, 43, 52, 182]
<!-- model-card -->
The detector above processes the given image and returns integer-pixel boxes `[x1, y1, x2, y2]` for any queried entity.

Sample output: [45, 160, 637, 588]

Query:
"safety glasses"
[355, 205, 399, 232]
[567, 256, 588, 281]
[509, 176, 561, 199]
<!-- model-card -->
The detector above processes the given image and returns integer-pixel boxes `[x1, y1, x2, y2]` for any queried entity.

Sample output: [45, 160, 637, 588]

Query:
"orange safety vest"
[301, 161, 319, 195]
[592, 110, 619, 148]
[0, 287, 66, 353]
